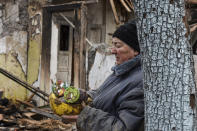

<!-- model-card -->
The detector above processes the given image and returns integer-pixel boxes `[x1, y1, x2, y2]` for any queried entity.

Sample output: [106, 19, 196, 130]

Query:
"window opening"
[60, 25, 69, 51]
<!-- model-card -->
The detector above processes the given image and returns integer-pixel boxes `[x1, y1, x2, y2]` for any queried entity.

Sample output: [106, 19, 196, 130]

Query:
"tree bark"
[132, 0, 197, 130]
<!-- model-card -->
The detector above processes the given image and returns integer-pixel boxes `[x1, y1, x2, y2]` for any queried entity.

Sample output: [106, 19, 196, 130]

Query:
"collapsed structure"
[0, 0, 196, 105]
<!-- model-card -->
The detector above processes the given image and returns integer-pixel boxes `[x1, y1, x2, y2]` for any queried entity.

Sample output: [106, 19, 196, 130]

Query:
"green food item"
[64, 86, 80, 104]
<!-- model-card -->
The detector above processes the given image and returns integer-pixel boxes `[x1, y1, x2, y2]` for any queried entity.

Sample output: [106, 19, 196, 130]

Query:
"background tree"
[132, 0, 197, 130]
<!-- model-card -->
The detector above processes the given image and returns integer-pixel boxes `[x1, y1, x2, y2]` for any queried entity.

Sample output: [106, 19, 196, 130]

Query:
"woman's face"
[111, 37, 139, 65]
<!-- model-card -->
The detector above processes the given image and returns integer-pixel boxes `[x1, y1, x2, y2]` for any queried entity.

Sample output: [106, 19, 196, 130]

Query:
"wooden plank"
[79, 5, 87, 90]
[16, 99, 35, 108]
[120, 0, 131, 12]
[190, 23, 197, 32]
[109, 0, 120, 24]
[0, 114, 3, 120]
[44, 10, 52, 101]
[125, 0, 134, 11]
[43, 0, 98, 9]
[68, 25, 74, 85]
[101, 0, 106, 43]
[29, 107, 78, 124]
[26, 93, 35, 102]
[22, 112, 37, 119]
[44, 3, 81, 12]
[59, 13, 75, 28]
[40, 8, 52, 105]
[18, 118, 72, 130]
[186, 0, 197, 4]
[73, 9, 80, 88]
[29, 108, 62, 121]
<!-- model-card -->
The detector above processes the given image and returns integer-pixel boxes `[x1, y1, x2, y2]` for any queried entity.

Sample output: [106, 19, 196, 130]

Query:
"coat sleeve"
[87, 89, 99, 100]
[76, 83, 144, 131]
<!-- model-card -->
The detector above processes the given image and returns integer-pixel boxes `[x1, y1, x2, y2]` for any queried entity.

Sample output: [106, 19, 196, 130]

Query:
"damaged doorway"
[51, 12, 74, 85]
[41, 3, 87, 105]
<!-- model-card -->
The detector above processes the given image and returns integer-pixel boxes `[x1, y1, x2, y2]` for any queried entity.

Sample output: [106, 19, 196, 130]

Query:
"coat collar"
[111, 55, 141, 76]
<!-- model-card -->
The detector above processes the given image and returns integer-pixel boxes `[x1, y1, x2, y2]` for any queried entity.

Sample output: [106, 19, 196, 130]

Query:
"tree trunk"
[132, 0, 197, 130]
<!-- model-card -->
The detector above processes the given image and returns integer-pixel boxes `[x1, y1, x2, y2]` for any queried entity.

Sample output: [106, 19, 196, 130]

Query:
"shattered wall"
[86, 0, 119, 90]
[0, 0, 44, 102]
[27, 0, 46, 106]
[0, 0, 126, 102]
[27, 0, 119, 93]
[27, 1, 42, 88]
[0, 0, 28, 100]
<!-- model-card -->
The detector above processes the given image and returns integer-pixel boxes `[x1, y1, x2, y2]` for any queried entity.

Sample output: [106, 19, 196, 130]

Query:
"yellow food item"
[49, 93, 82, 116]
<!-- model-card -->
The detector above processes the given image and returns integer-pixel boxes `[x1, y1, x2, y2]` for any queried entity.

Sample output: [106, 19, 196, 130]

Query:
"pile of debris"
[0, 96, 76, 131]
[0, 68, 77, 130]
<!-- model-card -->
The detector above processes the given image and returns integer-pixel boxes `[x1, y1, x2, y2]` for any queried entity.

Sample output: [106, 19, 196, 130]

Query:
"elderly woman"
[75, 22, 144, 131]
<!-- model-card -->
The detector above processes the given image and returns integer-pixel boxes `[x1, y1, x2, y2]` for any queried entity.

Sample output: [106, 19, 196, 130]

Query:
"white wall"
[88, 51, 115, 90]
[50, 19, 58, 85]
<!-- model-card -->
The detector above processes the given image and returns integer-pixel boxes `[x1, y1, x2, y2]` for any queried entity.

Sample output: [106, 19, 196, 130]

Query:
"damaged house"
[0, 0, 196, 130]
[0, 0, 135, 106]
[0, 0, 196, 105]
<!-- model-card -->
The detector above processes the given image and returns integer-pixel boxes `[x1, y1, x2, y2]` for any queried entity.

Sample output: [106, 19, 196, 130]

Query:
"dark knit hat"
[113, 21, 140, 52]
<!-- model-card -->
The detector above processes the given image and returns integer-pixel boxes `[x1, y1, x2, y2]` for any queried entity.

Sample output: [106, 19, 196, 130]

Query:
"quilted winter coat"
[77, 55, 144, 131]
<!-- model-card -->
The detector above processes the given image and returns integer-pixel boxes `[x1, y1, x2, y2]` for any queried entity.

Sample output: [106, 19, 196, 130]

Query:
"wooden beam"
[40, 8, 52, 105]
[59, 13, 76, 28]
[186, 0, 197, 4]
[73, 9, 80, 88]
[120, 0, 131, 12]
[43, 0, 99, 12]
[16, 99, 35, 108]
[79, 5, 87, 90]
[190, 23, 197, 32]
[86, 38, 93, 47]
[29, 108, 62, 120]
[125, 0, 134, 11]
[109, 0, 120, 24]
[43, 0, 98, 8]
[43, 3, 81, 12]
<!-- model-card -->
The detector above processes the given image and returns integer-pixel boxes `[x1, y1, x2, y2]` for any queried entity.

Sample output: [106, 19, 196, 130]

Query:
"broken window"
[59, 25, 69, 51]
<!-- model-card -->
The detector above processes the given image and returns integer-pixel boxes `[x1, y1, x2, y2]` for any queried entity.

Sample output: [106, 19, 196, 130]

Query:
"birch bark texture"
[132, 0, 197, 130]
